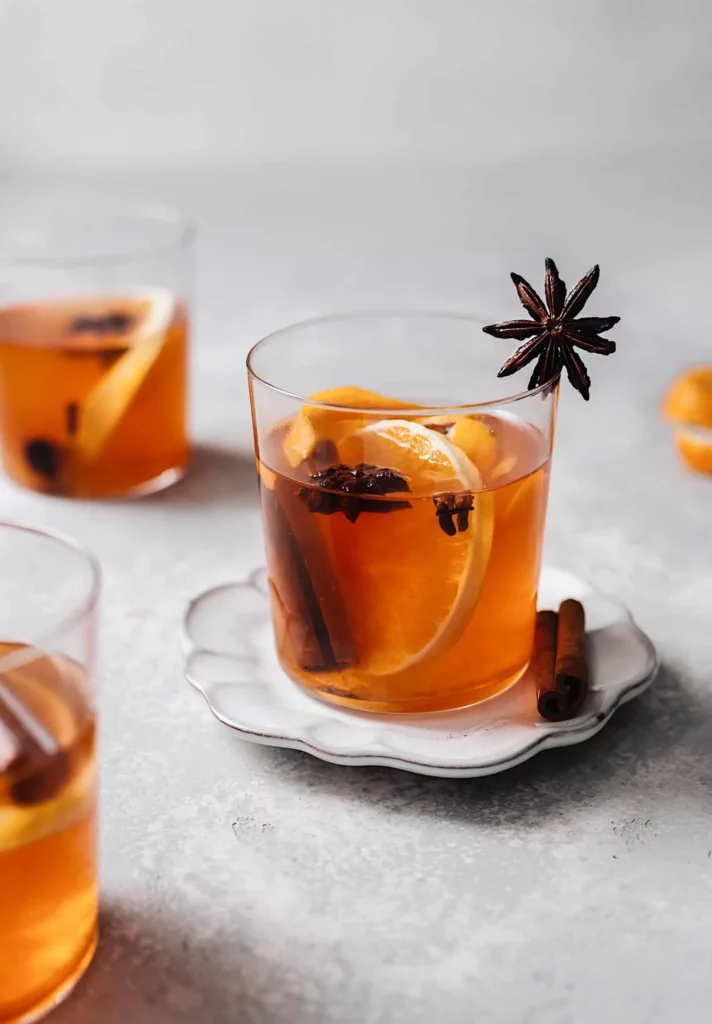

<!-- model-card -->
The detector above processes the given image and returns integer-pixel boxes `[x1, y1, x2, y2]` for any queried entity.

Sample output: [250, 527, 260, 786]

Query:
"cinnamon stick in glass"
[261, 473, 356, 673]
[535, 599, 589, 721]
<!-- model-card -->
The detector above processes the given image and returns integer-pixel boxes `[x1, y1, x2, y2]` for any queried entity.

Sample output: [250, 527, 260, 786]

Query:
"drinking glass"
[0, 523, 99, 1023]
[248, 312, 558, 713]
[0, 197, 191, 498]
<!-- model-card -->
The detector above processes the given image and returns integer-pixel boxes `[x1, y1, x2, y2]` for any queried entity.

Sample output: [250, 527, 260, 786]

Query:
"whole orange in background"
[663, 366, 712, 476]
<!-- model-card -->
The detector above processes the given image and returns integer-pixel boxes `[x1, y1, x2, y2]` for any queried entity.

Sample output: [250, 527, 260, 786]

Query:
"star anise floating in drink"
[483, 259, 620, 400]
[433, 492, 474, 536]
[300, 463, 412, 522]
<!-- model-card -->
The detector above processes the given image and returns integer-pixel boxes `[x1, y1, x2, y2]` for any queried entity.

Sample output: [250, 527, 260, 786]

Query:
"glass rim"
[0, 521, 100, 668]
[246, 309, 560, 415]
[0, 199, 193, 269]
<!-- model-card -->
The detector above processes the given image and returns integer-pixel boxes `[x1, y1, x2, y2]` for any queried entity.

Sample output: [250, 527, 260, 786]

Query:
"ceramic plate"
[183, 566, 658, 778]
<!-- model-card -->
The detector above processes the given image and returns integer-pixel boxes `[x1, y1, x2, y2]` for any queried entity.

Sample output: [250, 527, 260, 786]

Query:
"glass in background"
[0, 198, 191, 498]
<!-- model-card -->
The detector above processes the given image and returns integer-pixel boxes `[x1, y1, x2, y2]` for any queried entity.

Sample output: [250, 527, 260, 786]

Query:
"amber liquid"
[0, 305, 189, 498]
[0, 646, 97, 1023]
[259, 414, 551, 712]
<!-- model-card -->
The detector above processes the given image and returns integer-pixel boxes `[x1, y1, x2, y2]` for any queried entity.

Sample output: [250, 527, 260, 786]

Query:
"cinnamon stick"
[555, 598, 589, 713]
[262, 475, 356, 673]
[534, 599, 589, 722]
[533, 611, 562, 720]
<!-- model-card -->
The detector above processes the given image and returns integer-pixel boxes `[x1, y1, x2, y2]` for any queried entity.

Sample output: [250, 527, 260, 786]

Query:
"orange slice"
[283, 386, 416, 468]
[67, 288, 175, 467]
[491, 454, 518, 481]
[416, 415, 499, 475]
[447, 417, 498, 473]
[663, 366, 712, 475]
[329, 420, 494, 674]
[0, 653, 94, 853]
[669, 428, 712, 475]
[663, 366, 712, 428]
[256, 458, 277, 491]
[0, 753, 94, 853]
[416, 415, 459, 432]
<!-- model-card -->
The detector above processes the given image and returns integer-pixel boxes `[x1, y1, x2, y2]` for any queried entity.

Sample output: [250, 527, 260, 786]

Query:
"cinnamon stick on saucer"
[534, 599, 589, 722]
[262, 475, 356, 674]
[533, 611, 560, 720]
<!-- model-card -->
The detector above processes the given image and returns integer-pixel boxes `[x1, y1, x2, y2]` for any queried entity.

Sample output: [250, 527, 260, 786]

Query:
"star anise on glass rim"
[482, 259, 620, 400]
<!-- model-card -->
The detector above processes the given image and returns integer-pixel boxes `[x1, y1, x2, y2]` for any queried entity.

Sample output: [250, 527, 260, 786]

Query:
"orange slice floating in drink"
[66, 289, 175, 465]
[327, 420, 494, 675]
[416, 414, 499, 476]
[447, 416, 498, 473]
[662, 366, 712, 476]
[0, 289, 176, 491]
[283, 386, 417, 468]
[0, 747, 94, 852]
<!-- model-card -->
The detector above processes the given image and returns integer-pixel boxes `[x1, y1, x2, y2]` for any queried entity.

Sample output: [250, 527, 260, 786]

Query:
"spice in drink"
[534, 599, 589, 721]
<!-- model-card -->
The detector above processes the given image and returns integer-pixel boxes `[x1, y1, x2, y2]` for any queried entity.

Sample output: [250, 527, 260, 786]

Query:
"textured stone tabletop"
[5, 162, 711, 1024]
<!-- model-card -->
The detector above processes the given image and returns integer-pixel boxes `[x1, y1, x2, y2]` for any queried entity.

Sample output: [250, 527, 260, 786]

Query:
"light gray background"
[0, 3, 711, 1023]
[1, 0, 711, 172]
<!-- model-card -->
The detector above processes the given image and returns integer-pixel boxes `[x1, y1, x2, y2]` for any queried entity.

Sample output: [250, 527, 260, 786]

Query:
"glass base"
[116, 462, 188, 499]
[293, 664, 527, 715]
[5, 460, 189, 501]
[183, 566, 658, 777]
[4, 926, 97, 1024]
[184, 570, 525, 714]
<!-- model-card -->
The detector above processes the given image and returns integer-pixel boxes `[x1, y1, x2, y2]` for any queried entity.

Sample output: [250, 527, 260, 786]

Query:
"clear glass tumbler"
[248, 312, 558, 713]
[0, 196, 191, 498]
[0, 523, 99, 1023]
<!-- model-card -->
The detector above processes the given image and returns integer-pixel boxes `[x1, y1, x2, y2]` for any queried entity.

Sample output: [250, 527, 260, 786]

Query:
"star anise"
[482, 259, 620, 400]
[24, 438, 60, 478]
[433, 492, 474, 536]
[70, 312, 134, 335]
[300, 464, 412, 523]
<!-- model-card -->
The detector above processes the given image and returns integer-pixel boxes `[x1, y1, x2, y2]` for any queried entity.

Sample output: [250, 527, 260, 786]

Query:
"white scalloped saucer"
[183, 566, 658, 778]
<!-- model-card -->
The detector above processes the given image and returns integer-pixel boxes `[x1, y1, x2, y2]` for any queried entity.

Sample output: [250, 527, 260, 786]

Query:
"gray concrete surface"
[3, 163, 711, 1023]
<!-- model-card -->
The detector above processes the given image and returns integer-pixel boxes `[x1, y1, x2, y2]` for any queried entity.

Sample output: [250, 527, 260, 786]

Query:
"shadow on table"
[50, 901, 288, 1024]
[145, 443, 257, 508]
[250, 661, 712, 825]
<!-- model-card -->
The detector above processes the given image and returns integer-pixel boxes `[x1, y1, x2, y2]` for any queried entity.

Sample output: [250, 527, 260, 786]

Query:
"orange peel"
[663, 366, 712, 475]
[283, 386, 418, 468]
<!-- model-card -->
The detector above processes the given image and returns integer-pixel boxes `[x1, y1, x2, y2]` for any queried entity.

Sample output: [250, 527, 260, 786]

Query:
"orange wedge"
[663, 366, 712, 475]
[283, 386, 416, 468]
[447, 417, 498, 473]
[67, 289, 175, 466]
[663, 366, 712, 427]
[0, 652, 94, 853]
[416, 415, 499, 475]
[327, 420, 494, 675]
[667, 428, 712, 475]
[0, 751, 94, 853]
[416, 415, 458, 432]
